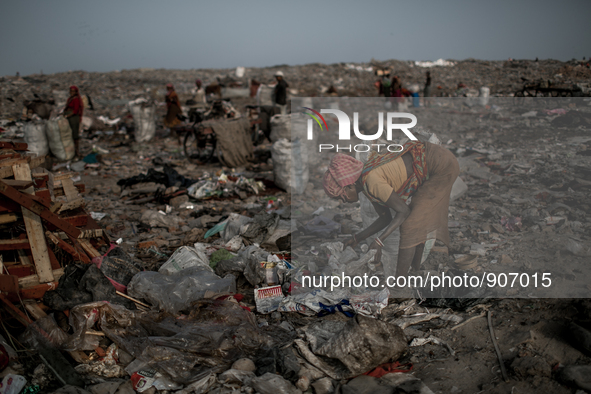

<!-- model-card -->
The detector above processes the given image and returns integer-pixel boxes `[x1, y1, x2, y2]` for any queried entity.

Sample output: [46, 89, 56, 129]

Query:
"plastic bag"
[241, 245, 270, 286]
[24, 121, 48, 157]
[100, 300, 268, 384]
[128, 267, 236, 314]
[140, 210, 183, 228]
[296, 315, 406, 380]
[187, 180, 218, 199]
[0, 374, 27, 394]
[46, 116, 74, 161]
[158, 245, 212, 275]
[19, 314, 70, 350]
[214, 256, 247, 277]
[66, 301, 134, 352]
[93, 245, 141, 292]
[221, 213, 253, 242]
[241, 212, 280, 245]
[251, 372, 302, 394]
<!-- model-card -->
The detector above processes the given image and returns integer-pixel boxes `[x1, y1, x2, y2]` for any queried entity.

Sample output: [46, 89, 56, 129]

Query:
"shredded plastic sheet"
[62, 300, 276, 384]
[158, 246, 212, 275]
[294, 315, 406, 380]
[128, 267, 236, 314]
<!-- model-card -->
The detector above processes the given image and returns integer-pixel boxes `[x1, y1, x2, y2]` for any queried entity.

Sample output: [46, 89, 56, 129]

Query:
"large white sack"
[271, 138, 309, 194]
[270, 113, 320, 167]
[24, 121, 49, 158]
[129, 100, 156, 142]
[46, 116, 75, 161]
[270, 115, 291, 142]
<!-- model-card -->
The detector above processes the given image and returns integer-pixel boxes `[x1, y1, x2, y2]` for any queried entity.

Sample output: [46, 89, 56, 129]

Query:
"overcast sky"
[1, 0, 590, 77]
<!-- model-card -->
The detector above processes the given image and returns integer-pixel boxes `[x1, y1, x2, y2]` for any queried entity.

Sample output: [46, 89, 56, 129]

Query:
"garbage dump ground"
[1, 58, 591, 394]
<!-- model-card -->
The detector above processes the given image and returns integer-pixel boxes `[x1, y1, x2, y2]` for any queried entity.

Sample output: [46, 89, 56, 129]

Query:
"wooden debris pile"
[0, 141, 108, 314]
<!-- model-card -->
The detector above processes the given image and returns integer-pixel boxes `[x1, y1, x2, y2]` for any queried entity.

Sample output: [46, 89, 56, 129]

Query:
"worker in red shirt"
[64, 85, 83, 158]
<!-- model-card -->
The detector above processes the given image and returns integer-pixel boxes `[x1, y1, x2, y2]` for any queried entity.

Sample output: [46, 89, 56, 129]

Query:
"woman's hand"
[369, 239, 383, 264]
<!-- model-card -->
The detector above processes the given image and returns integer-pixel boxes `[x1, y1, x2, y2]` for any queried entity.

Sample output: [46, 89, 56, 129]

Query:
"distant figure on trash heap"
[193, 79, 206, 107]
[64, 85, 83, 158]
[423, 71, 432, 107]
[381, 73, 392, 98]
[164, 83, 182, 128]
[273, 71, 289, 115]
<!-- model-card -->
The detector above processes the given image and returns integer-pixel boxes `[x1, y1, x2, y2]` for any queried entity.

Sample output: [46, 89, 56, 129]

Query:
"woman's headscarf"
[322, 154, 363, 198]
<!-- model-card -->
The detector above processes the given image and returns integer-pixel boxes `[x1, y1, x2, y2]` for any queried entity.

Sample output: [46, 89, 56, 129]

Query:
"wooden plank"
[57, 198, 85, 213]
[19, 282, 59, 299]
[45, 231, 91, 263]
[78, 229, 104, 239]
[0, 179, 81, 238]
[6, 265, 35, 277]
[18, 249, 32, 266]
[0, 293, 33, 326]
[12, 163, 54, 283]
[0, 153, 22, 161]
[1, 179, 34, 189]
[58, 214, 88, 228]
[61, 178, 79, 202]
[0, 156, 31, 168]
[0, 274, 19, 293]
[47, 247, 61, 270]
[0, 141, 28, 151]
[23, 299, 49, 320]
[32, 174, 49, 189]
[0, 213, 18, 224]
[0, 274, 18, 293]
[78, 239, 101, 259]
[38, 183, 85, 197]
[0, 156, 44, 179]
[18, 268, 64, 288]
[0, 238, 31, 250]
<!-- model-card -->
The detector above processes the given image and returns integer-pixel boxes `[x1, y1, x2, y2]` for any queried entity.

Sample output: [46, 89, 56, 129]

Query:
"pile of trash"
[0, 226, 439, 394]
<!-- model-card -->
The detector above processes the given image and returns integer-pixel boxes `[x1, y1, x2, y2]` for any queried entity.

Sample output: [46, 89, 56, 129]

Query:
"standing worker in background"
[423, 71, 432, 107]
[273, 71, 289, 115]
[64, 85, 83, 158]
[164, 83, 182, 128]
[381, 74, 392, 98]
[193, 79, 206, 107]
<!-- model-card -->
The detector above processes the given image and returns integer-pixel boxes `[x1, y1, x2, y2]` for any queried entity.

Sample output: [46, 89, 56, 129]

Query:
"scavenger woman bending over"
[322, 141, 459, 275]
